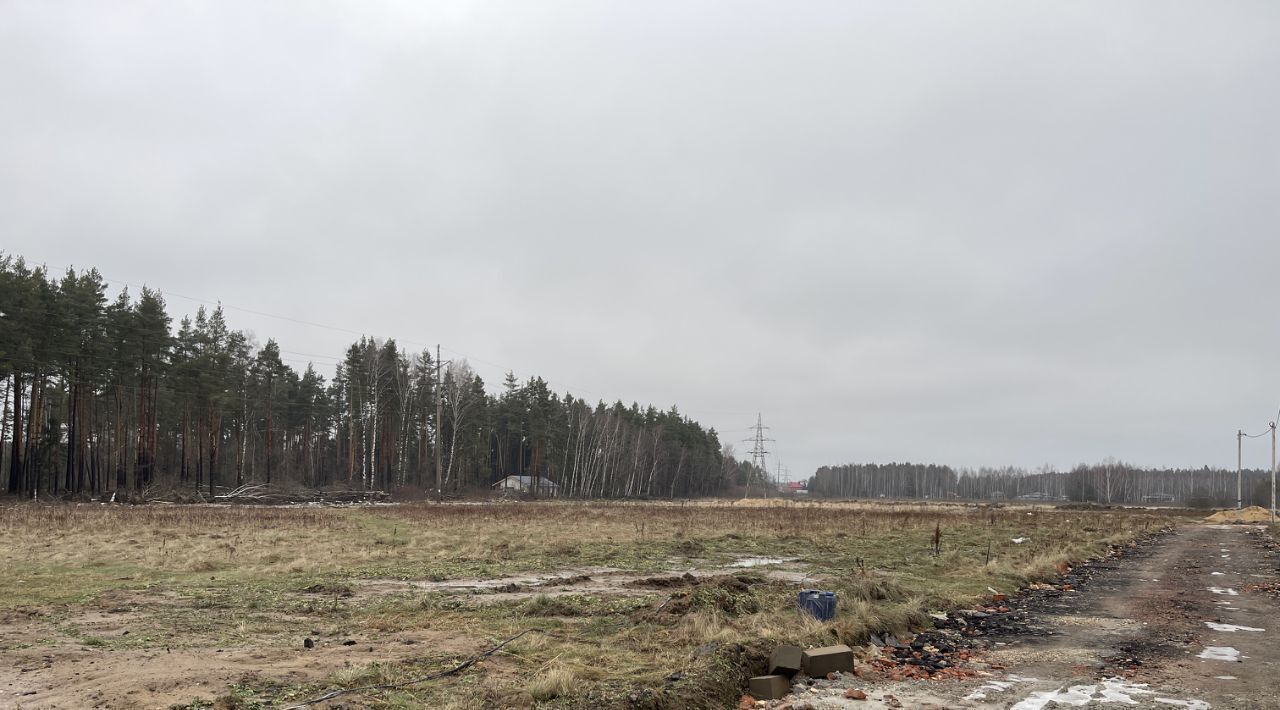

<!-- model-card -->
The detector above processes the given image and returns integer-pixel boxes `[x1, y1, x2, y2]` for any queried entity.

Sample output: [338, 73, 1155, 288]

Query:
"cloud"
[4, 1, 1279, 476]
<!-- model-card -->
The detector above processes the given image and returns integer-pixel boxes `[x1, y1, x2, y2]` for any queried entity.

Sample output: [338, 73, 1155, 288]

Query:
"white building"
[493, 475, 560, 495]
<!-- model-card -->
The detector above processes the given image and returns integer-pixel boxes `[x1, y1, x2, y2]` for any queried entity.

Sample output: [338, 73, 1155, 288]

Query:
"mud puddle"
[347, 558, 821, 603]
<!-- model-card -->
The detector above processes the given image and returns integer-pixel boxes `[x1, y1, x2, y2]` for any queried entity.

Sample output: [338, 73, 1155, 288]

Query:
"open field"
[0, 500, 1183, 709]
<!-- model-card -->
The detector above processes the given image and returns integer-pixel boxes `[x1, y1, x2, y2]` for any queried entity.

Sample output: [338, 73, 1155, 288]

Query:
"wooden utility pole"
[1271, 422, 1276, 524]
[435, 344, 443, 504]
[1238, 429, 1243, 510]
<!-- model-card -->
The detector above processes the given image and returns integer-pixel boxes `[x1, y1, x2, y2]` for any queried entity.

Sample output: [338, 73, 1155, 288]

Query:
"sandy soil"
[0, 608, 488, 709]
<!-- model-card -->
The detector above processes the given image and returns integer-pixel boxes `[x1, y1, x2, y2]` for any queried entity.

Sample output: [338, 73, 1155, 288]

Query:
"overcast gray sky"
[4, 2, 1279, 478]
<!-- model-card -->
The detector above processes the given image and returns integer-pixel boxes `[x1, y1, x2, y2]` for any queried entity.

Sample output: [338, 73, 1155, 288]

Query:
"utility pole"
[1238, 429, 1243, 511]
[743, 413, 773, 499]
[435, 344, 443, 505]
[1271, 422, 1276, 524]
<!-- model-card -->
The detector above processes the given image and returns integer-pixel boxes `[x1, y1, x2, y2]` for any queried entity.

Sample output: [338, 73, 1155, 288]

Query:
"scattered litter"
[1197, 646, 1241, 661]
[1243, 581, 1280, 597]
[1205, 622, 1263, 632]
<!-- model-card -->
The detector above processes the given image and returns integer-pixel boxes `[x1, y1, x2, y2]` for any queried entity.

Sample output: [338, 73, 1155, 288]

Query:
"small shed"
[494, 475, 560, 495]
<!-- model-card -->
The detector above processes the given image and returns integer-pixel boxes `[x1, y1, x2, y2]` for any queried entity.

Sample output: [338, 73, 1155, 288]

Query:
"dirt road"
[794, 523, 1280, 709]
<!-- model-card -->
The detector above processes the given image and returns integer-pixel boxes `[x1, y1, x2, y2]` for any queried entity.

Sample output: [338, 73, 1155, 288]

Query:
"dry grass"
[529, 665, 579, 701]
[0, 499, 1182, 708]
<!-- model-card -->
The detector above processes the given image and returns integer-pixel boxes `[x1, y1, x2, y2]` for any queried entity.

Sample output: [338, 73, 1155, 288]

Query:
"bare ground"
[0, 502, 1184, 709]
[0, 603, 489, 709]
[771, 523, 1280, 709]
[0, 558, 817, 709]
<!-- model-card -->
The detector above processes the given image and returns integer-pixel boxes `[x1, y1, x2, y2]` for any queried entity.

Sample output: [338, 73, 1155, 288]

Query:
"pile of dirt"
[1204, 506, 1273, 523]
[627, 572, 699, 589]
[655, 574, 765, 617]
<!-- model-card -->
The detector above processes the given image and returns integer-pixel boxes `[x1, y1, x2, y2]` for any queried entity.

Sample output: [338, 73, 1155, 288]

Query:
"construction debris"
[801, 644, 855, 677]
[144, 484, 391, 506]
[743, 531, 1176, 706]
[748, 674, 791, 700]
[768, 645, 803, 678]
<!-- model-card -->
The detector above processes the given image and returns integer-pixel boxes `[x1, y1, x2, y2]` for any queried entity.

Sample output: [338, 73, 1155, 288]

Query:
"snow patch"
[1154, 700, 1210, 709]
[728, 556, 792, 567]
[1011, 678, 1153, 709]
[1197, 646, 1241, 661]
[1206, 622, 1263, 632]
[1207, 587, 1239, 595]
[962, 675, 1039, 701]
[1211, 572, 1225, 576]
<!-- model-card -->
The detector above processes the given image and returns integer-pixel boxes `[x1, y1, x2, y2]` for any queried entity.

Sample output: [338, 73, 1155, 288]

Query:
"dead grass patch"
[0, 499, 1177, 708]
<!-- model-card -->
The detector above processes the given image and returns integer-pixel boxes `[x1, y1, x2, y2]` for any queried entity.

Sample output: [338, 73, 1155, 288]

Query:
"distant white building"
[493, 475, 560, 495]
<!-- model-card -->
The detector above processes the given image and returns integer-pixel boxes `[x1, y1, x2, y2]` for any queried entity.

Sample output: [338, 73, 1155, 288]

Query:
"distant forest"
[0, 255, 765, 499]
[811, 460, 1274, 508]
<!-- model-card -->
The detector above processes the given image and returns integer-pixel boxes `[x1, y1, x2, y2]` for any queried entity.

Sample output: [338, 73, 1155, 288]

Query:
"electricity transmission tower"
[743, 413, 774, 498]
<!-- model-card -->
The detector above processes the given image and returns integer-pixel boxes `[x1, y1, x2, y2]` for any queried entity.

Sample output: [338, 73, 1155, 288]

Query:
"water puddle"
[1197, 646, 1241, 661]
[728, 556, 794, 567]
[1206, 622, 1263, 632]
[348, 563, 818, 603]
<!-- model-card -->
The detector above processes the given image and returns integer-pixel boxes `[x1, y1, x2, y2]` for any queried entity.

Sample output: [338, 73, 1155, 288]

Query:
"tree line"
[810, 459, 1276, 507]
[0, 255, 761, 499]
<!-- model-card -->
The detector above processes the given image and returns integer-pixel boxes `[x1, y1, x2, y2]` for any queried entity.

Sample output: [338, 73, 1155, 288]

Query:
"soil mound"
[1205, 506, 1273, 523]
